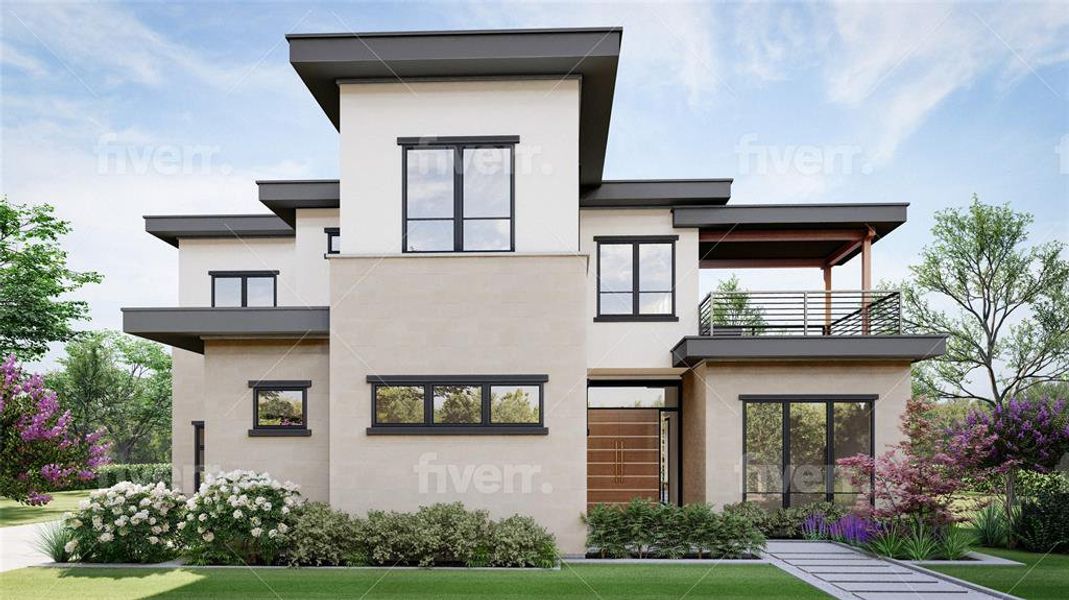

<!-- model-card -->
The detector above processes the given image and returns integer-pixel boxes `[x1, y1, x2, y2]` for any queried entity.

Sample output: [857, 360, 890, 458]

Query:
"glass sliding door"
[743, 397, 874, 508]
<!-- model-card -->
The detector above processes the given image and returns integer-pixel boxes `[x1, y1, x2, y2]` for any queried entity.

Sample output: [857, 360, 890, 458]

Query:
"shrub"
[939, 525, 975, 560]
[583, 501, 765, 559]
[972, 502, 1009, 548]
[487, 515, 558, 568]
[64, 481, 186, 563]
[35, 521, 75, 563]
[723, 501, 846, 539]
[1014, 489, 1069, 553]
[902, 521, 940, 561]
[364, 502, 492, 567]
[868, 525, 906, 558]
[64, 464, 172, 490]
[181, 470, 301, 565]
[285, 502, 365, 567]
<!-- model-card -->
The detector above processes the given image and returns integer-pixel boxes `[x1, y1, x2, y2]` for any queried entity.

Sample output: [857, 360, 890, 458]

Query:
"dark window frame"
[368, 374, 547, 434]
[248, 380, 311, 436]
[740, 394, 876, 509]
[399, 136, 518, 254]
[209, 270, 279, 307]
[191, 420, 204, 490]
[324, 227, 340, 255]
[594, 235, 679, 322]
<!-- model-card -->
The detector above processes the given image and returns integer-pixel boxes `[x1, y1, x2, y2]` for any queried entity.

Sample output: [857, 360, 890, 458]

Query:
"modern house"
[122, 27, 946, 555]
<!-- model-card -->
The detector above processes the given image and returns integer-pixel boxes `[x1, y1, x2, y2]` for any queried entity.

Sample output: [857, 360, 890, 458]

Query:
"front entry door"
[587, 408, 661, 509]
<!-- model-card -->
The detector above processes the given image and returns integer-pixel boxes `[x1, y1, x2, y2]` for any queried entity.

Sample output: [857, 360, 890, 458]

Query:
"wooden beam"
[700, 258, 825, 269]
[698, 229, 867, 243]
[824, 239, 864, 267]
[823, 266, 832, 334]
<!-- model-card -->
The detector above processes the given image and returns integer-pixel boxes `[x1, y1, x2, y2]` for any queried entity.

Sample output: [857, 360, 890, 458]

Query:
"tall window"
[595, 236, 677, 321]
[210, 271, 278, 307]
[400, 136, 517, 253]
[743, 396, 874, 509]
[369, 375, 545, 430]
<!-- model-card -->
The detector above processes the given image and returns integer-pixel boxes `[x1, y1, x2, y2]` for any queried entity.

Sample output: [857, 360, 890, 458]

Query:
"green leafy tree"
[0, 197, 102, 360]
[47, 331, 171, 463]
[710, 275, 766, 332]
[490, 388, 540, 423]
[376, 386, 425, 423]
[436, 386, 481, 423]
[903, 197, 1069, 405]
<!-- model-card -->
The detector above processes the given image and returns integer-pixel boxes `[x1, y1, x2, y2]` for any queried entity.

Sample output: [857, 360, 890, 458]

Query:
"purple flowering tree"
[947, 397, 1069, 545]
[0, 355, 110, 505]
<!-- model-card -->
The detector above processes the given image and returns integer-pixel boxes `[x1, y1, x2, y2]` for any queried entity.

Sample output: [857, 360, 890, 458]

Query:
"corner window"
[742, 396, 874, 509]
[325, 228, 340, 254]
[595, 236, 677, 321]
[369, 375, 546, 432]
[399, 136, 517, 253]
[210, 271, 278, 307]
[248, 380, 311, 436]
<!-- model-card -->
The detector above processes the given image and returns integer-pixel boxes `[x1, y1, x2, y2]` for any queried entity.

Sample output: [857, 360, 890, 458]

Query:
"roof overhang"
[287, 27, 621, 186]
[122, 307, 330, 354]
[145, 215, 293, 248]
[256, 180, 340, 227]
[671, 335, 946, 367]
[580, 179, 732, 209]
[674, 203, 908, 267]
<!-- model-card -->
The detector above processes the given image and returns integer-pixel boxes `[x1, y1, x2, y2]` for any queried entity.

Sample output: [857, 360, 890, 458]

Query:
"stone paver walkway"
[0, 521, 55, 573]
[762, 540, 1014, 600]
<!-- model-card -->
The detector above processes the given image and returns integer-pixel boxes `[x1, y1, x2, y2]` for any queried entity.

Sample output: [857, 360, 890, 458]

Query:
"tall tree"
[903, 197, 1069, 405]
[47, 331, 172, 464]
[0, 197, 102, 361]
[710, 275, 766, 332]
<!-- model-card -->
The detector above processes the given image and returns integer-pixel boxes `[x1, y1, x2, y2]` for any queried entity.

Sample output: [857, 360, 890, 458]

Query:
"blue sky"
[2, 1, 1067, 368]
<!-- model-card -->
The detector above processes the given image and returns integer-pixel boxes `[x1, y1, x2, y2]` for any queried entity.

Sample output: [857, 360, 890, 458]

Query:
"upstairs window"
[595, 236, 677, 321]
[210, 271, 278, 307]
[325, 227, 340, 254]
[399, 136, 517, 253]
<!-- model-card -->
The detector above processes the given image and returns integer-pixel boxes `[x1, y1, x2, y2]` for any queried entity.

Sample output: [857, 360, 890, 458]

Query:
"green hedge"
[62, 464, 171, 491]
[285, 502, 559, 568]
[723, 501, 847, 539]
[1015, 489, 1069, 553]
[584, 500, 765, 559]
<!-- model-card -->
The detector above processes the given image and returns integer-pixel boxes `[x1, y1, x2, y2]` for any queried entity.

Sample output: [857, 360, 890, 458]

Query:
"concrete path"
[0, 522, 55, 573]
[762, 540, 1013, 600]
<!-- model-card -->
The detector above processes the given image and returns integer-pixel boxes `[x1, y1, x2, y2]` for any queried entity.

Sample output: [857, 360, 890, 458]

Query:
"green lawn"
[0, 491, 94, 528]
[927, 547, 1069, 600]
[0, 564, 830, 599]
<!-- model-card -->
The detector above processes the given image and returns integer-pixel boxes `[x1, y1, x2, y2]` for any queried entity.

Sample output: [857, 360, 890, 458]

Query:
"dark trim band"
[209, 270, 280, 277]
[367, 374, 548, 385]
[248, 380, 313, 389]
[366, 426, 547, 436]
[397, 135, 520, 146]
[248, 429, 312, 437]
[739, 394, 879, 402]
[593, 235, 680, 243]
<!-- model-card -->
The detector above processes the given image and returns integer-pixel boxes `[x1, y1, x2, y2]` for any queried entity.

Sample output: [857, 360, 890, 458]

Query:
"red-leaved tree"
[837, 396, 995, 528]
[0, 354, 110, 504]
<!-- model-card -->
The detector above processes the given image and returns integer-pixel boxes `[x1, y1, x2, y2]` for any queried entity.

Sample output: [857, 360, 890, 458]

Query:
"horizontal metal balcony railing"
[698, 290, 901, 337]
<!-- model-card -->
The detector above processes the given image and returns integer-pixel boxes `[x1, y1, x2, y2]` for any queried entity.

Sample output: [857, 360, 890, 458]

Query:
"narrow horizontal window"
[370, 376, 545, 430]
[210, 271, 278, 307]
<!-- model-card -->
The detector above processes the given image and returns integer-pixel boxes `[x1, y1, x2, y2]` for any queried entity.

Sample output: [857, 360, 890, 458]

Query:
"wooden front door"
[587, 408, 661, 508]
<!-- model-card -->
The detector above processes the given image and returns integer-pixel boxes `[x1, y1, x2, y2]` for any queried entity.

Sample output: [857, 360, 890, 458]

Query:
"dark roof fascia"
[580, 179, 732, 209]
[673, 203, 908, 230]
[144, 214, 294, 248]
[287, 27, 621, 186]
[670, 334, 947, 367]
[256, 180, 341, 226]
[121, 307, 330, 354]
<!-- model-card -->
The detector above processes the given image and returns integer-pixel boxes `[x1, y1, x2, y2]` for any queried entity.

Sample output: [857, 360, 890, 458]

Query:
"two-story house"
[122, 27, 947, 555]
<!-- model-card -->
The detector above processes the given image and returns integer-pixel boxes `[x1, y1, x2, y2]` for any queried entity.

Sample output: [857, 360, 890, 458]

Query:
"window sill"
[248, 429, 312, 437]
[594, 315, 679, 323]
[366, 426, 548, 436]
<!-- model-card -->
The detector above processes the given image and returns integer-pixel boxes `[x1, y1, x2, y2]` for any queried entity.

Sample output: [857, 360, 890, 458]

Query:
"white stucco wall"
[338, 79, 581, 255]
[293, 208, 339, 306]
[580, 209, 700, 368]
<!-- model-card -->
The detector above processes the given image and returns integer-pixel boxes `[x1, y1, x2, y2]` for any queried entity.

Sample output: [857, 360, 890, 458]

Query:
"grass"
[927, 547, 1069, 600]
[0, 564, 831, 599]
[0, 491, 94, 528]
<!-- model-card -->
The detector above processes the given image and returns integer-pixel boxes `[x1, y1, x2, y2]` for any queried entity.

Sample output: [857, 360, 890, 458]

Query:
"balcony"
[698, 289, 901, 337]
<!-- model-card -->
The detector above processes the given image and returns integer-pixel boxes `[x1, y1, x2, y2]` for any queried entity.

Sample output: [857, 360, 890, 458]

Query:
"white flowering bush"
[182, 470, 302, 565]
[63, 481, 186, 563]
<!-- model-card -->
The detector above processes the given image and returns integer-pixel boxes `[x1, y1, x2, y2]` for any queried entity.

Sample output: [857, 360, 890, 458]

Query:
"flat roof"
[671, 335, 947, 367]
[675, 203, 908, 267]
[144, 214, 294, 248]
[580, 179, 732, 209]
[122, 307, 330, 353]
[287, 27, 621, 186]
[256, 180, 340, 226]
